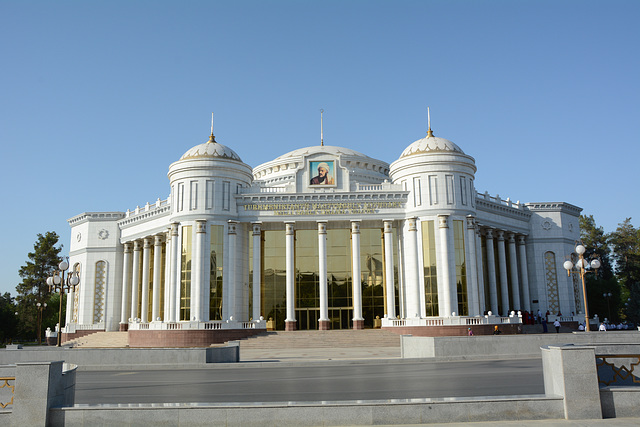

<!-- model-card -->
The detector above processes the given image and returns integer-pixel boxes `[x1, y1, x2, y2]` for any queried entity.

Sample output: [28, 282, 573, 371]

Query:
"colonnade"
[116, 215, 530, 330]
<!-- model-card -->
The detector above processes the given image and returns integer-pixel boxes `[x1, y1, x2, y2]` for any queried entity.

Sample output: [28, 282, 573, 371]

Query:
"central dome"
[275, 145, 371, 160]
[400, 135, 465, 158]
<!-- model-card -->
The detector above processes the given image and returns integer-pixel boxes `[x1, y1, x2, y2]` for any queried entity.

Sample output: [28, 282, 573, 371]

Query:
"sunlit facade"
[66, 124, 583, 336]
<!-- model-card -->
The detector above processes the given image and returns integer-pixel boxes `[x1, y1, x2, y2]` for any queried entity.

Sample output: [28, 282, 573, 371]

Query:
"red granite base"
[352, 319, 364, 330]
[128, 328, 266, 348]
[383, 324, 522, 336]
[119, 323, 129, 332]
[285, 320, 297, 331]
[318, 320, 330, 330]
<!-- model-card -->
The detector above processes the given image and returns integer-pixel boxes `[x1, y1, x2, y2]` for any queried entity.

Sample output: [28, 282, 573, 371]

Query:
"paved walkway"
[372, 420, 640, 427]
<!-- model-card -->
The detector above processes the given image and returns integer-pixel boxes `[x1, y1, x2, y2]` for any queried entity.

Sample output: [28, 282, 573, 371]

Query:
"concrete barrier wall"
[49, 396, 564, 427]
[600, 388, 640, 418]
[401, 331, 640, 359]
[0, 345, 239, 370]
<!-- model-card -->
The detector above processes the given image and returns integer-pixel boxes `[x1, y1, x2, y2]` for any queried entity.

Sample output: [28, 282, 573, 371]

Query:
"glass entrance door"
[296, 308, 320, 330]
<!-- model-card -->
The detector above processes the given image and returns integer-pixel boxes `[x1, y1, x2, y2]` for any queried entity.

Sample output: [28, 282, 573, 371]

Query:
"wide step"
[69, 331, 129, 348]
[239, 329, 400, 349]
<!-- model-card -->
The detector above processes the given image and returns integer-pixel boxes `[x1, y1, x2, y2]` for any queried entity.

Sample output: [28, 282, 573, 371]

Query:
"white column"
[518, 235, 531, 312]
[508, 233, 521, 311]
[351, 220, 364, 329]
[191, 220, 206, 321]
[130, 240, 142, 320]
[163, 229, 171, 321]
[227, 220, 237, 321]
[475, 228, 486, 314]
[496, 231, 510, 316]
[405, 217, 421, 319]
[437, 215, 454, 317]
[151, 235, 163, 322]
[285, 222, 296, 330]
[140, 237, 152, 323]
[465, 216, 480, 316]
[383, 220, 396, 319]
[317, 221, 329, 329]
[168, 223, 179, 322]
[252, 222, 262, 321]
[485, 229, 499, 315]
[120, 242, 132, 325]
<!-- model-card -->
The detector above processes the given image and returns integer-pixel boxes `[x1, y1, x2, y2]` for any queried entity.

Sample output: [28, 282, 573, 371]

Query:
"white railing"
[382, 315, 522, 328]
[355, 182, 403, 192]
[477, 191, 523, 209]
[127, 320, 266, 331]
[63, 323, 105, 334]
[125, 198, 170, 218]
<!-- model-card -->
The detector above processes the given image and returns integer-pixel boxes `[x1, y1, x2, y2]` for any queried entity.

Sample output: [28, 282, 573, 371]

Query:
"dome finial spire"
[427, 106, 434, 138]
[208, 112, 216, 143]
[320, 108, 324, 146]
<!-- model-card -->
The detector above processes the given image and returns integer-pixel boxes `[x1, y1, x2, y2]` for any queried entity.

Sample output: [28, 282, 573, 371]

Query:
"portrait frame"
[309, 160, 337, 187]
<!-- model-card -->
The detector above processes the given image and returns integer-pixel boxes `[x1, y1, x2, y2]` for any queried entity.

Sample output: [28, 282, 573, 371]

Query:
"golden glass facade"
[326, 229, 352, 330]
[360, 228, 384, 328]
[180, 225, 192, 321]
[453, 220, 468, 315]
[209, 225, 224, 320]
[421, 220, 438, 316]
[295, 229, 320, 330]
[261, 230, 287, 330]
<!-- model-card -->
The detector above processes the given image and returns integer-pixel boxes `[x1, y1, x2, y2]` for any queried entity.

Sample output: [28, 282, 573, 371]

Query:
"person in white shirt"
[599, 323, 607, 331]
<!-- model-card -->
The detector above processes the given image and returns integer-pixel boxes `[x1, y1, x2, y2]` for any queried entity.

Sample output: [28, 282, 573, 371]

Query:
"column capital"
[317, 221, 327, 234]
[496, 230, 505, 241]
[466, 215, 476, 229]
[154, 234, 164, 246]
[485, 228, 494, 239]
[124, 242, 133, 253]
[406, 217, 417, 232]
[285, 221, 295, 235]
[508, 233, 516, 243]
[517, 235, 527, 245]
[196, 219, 207, 233]
[143, 237, 153, 248]
[437, 214, 449, 229]
[252, 222, 262, 236]
[351, 220, 361, 234]
[171, 222, 179, 236]
[133, 240, 143, 250]
[383, 219, 394, 233]
[228, 220, 238, 235]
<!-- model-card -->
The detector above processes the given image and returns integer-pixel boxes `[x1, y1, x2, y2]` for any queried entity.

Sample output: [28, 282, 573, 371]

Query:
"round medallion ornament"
[98, 229, 110, 240]
[542, 220, 552, 231]
[76, 232, 82, 242]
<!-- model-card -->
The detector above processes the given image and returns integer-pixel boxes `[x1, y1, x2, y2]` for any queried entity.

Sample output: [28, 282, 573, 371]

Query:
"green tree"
[625, 282, 640, 325]
[15, 232, 63, 340]
[580, 215, 621, 321]
[579, 215, 614, 279]
[0, 292, 18, 344]
[609, 218, 640, 291]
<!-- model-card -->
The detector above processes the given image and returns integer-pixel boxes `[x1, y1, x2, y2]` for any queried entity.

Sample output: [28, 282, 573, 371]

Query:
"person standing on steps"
[553, 319, 561, 333]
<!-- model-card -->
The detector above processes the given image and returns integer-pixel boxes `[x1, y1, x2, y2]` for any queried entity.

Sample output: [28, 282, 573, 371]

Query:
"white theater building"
[65, 120, 584, 341]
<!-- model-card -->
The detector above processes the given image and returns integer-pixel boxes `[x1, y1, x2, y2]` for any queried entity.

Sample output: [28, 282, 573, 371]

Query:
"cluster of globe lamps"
[563, 244, 600, 332]
[46, 259, 80, 347]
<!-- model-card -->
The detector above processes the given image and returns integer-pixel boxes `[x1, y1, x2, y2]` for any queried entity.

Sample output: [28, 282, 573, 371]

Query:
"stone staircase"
[67, 331, 129, 348]
[238, 329, 401, 349]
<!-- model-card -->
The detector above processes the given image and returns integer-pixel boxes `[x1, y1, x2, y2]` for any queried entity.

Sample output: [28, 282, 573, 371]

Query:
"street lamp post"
[603, 292, 612, 322]
[563, 244, 600, 332]
[36, 302, 47, 345]
[46, 258, 80, 347]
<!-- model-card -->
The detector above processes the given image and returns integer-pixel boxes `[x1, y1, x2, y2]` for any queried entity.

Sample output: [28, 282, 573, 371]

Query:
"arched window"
[94, 261, 107, 323]
[544, 252, 559, 314]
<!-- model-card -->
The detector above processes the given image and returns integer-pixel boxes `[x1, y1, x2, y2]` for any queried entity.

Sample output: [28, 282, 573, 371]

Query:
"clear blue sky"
[1, 0, 639, 297]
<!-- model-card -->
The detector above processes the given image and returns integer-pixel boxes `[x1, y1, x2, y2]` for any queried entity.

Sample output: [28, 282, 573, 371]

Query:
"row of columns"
[402, 214, 530, 319]
[280, 220, 397, 331]
[481, 226, 531, 316]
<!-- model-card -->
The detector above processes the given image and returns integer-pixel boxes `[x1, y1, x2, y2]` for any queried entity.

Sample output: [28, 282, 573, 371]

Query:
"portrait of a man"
[309, 161, 336, 186]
